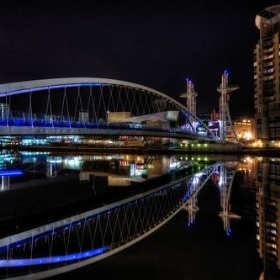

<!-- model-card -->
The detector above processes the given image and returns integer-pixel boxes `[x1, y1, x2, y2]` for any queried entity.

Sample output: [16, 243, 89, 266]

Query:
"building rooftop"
[255, 4, 280, 29]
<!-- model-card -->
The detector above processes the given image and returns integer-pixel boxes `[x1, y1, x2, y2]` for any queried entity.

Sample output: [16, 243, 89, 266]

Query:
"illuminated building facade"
[232, 118, 255, 142]
[255, 158, 280, 278]
[206, 110, 254, 143]
[254, 5, 280, 145]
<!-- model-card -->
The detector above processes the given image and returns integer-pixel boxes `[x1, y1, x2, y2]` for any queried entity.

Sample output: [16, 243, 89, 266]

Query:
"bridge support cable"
[61, 87, 71, 127]
[86, 86, 92, 121]
[74, 86, 83, 125]
[0, 164, 218, 279]
[179, 109, 196, 134]
[91, 86, 98, 123]
[4, 93, 10, 127]
[29, 90, 36, 127]
[45, 87, 54, 127]
[217, 162, 241, 235]
[116, 86, 124, 112]
[108, 84, 115, 113]
[0, 77, 218, 142]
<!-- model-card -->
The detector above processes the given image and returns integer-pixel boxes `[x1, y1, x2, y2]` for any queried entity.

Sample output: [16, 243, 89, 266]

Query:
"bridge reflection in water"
[0, 151, 238, 280]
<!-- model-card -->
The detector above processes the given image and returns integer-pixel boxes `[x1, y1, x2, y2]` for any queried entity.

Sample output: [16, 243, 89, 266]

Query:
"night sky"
[0, 1, 279, 117]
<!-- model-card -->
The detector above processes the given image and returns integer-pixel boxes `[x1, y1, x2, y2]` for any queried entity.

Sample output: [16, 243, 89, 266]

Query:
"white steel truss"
[217, 71, 239, 143]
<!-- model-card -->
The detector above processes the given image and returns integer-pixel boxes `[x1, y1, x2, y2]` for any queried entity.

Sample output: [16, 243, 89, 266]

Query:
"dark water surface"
[52, 175, 262, 280]
[1, 151, 279, 280]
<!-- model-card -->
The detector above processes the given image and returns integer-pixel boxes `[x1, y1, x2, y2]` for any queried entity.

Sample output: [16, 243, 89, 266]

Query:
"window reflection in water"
[254, 157, 280, 280]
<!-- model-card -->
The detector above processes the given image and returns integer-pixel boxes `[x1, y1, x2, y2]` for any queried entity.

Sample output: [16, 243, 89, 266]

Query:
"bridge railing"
[0, 117, 217, 141]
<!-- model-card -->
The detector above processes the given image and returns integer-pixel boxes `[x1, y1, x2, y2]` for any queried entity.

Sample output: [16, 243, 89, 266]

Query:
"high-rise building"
[254, 5, 280, 145]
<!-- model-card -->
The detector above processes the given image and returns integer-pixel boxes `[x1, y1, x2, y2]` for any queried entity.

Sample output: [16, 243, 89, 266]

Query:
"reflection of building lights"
[244, 156, 252, 163]
[252, 140, 263, 148]
[269, 140, 280, 147]
[47, 157, 62, 164]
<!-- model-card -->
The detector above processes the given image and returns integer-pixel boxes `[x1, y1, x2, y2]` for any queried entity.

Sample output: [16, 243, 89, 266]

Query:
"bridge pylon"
[180, 78, 198, 128]
[183, 195, 199, 226]
[217, 71, 239, 143]
[182, 163, 220, 226]
[217, 162, 241, 235]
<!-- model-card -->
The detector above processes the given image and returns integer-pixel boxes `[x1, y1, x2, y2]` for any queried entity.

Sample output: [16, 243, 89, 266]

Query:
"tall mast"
[217, 70, 239, 142]
[179, 78, 198, 126]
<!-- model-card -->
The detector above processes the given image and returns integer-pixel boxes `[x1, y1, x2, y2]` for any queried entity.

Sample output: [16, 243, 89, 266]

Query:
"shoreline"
[2, 144, 280, 156]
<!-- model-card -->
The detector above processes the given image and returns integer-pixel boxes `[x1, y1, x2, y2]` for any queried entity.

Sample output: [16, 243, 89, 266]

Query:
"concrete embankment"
[3, 144, 280, 156]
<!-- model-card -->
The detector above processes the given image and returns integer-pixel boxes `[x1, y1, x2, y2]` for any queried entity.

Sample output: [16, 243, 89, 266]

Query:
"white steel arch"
[0, 77, 216, 139]
[0, 77, 184, 107]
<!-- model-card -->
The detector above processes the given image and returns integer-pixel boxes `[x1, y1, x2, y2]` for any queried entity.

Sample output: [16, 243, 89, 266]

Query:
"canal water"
[0, 150, 279, 280]
[53, 164, 262, 280]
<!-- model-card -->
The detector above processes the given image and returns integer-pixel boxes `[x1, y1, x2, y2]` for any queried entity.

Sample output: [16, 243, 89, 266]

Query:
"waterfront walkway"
[4, 143, 280, 156]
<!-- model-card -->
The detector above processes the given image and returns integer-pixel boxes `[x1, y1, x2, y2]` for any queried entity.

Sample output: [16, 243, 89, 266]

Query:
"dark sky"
[0, 0, 279, 117]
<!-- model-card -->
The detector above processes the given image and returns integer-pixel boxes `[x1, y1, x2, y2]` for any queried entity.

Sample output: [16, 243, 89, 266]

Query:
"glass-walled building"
[254, 5, 280, 145]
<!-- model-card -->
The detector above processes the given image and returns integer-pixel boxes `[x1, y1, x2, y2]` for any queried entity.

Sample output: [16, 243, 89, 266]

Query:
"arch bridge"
[0, 162, 220, 279]
[0, 77, 218, 142]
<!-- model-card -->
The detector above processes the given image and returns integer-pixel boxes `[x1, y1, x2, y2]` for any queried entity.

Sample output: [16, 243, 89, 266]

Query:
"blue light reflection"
[0, 246, 109, 267]
[0, 169, 23, 176]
